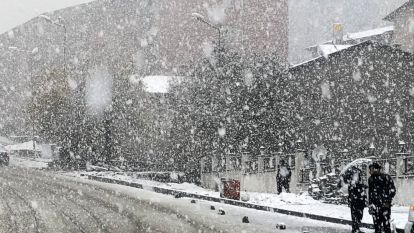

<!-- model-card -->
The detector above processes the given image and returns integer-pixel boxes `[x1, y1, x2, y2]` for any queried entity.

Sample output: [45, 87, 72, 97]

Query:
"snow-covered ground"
[65, 174, 363, 233]
[65, 171, 409, 230]
[8, 157, 408, 230]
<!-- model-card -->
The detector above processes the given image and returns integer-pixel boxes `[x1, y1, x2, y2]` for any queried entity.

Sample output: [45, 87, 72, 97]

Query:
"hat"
[369, 162, 382, 170]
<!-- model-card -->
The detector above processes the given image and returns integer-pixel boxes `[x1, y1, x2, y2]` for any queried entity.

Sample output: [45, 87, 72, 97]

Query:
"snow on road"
[70, 171, 409, 229]
[67, 173, 364, 233]
[0, 167, 362, 233]
[8, 157, 408, 231]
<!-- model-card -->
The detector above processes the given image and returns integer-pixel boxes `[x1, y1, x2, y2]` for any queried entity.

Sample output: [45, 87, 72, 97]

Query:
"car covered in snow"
[405, 205, 414, 233]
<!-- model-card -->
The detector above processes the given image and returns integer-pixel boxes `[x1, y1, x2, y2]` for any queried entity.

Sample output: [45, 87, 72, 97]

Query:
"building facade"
[384, 0, 414, 53]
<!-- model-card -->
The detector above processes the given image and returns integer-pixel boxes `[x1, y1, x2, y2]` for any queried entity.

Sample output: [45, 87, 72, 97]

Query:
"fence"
[263, 156, 276, 172]
[404, 156, 414, 175]
[373, 158, 397, 177]
[227, 154, 242, 171]
[201, 152, 295, 174]
[299, 162, 332, 184]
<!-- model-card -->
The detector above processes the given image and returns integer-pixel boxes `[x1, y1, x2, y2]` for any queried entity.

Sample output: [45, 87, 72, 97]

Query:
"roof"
[5, 140, 42, 151]
[129, 75, 183, 93]
[0, 136, 14, 145]
[383, 0, 414, 21]
[305, 26, 394, 52]
[290, 40, 413, 71]
[344, 26, 394, 41]
[318, 44, 354, 58]
[290, 42, 364, 69]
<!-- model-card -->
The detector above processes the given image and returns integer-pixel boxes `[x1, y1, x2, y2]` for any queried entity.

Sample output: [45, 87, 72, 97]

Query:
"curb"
[88, 175, 404, 233]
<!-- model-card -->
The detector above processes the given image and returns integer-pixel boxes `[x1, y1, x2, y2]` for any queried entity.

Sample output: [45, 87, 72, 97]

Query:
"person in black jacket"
[276, 160, 292, 194]
[368, 162, 396, 233]
[348, 170, 367, 233]
[339, 167, 367, 233]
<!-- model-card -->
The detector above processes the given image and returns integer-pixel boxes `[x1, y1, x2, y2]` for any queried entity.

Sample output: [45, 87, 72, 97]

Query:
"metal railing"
[404, 156, 414, 175]
[299, 167, 315, 183]
[277, 153, 296, 169]
[228, 155, 242, 171]
[373, 158, 397, 177]
[263, 156, 276, 172]
[245, 159, 258, 173]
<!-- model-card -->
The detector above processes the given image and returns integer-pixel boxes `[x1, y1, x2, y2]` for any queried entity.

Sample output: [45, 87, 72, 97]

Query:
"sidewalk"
[66, 171, 408, 230]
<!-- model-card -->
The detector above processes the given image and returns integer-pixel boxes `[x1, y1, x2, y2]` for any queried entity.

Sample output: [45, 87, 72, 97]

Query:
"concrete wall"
[201, 151, 307, 194]
[394, 176, 414, 206]
[202, 152, 413, 206]
[201, 171, 277, 193]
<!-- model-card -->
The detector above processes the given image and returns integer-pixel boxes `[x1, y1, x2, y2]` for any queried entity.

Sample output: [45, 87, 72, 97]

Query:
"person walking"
[347, 169, 367, 233]
[368, 162, 396, 233]
[277, 159, 291, 194]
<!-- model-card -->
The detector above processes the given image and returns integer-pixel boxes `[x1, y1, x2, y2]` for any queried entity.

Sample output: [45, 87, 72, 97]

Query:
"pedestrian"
[277, 159, 291, 194]
[368, 162, 396, 233]
[347, 169, 367, 233]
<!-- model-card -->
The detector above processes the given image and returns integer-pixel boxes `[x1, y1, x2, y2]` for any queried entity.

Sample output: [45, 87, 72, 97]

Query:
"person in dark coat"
[277, 160, 292, 194]
[368, 162, 396, 233]
[346, 169, 367, 233]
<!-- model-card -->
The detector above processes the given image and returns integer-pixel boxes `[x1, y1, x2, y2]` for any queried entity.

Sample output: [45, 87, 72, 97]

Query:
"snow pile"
[249, 192, 319, 206]
[67, 171, 409, 229]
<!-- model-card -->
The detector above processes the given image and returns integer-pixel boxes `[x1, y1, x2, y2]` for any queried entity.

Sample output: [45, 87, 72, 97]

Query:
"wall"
[201, 152, 305, 194]
[201, 171, 277, 193]
[393, 11, 414, 53]
[394, 176, 414, 205]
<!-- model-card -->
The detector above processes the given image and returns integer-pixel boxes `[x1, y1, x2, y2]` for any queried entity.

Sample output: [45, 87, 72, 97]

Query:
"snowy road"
[0, 167, 366, 233]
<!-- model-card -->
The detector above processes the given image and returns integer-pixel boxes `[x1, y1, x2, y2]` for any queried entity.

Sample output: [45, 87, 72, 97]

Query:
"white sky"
[0, 0, 94, 34]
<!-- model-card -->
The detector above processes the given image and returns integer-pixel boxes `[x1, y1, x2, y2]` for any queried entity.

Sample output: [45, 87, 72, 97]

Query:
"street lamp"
[191, 12, 223, 51]
[9, 46, 39, 157]
[40, 14, 67, 75]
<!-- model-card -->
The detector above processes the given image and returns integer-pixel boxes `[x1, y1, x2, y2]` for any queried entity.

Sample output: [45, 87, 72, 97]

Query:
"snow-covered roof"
[305, 26, 394, 52]
[142, 76, 174, 93]
[0, 135, 14, 145]
[344, 26, 394, 41]
[5, 140, 42, 151]
[129, 75, 183, 93]
[318, 44, 353, 58]
[290, 41, 371, 69]
[289, 56, 323, 69]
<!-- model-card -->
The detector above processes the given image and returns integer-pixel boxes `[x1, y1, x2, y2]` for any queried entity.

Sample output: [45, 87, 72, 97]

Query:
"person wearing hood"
[368, 162, 396, 233]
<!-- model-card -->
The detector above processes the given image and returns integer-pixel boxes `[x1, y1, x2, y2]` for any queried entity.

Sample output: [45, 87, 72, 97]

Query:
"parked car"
[405, 205, 414, 233]
[0, 151, 9, 166]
